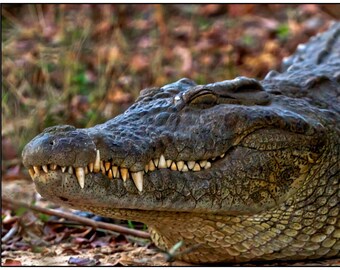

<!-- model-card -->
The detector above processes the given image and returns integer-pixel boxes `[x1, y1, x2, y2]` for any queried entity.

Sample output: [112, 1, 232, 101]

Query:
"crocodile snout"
[22, 125, 97, 169]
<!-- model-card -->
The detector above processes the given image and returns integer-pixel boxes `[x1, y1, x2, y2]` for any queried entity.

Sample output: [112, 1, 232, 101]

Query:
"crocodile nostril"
[49, 140, 55, 146]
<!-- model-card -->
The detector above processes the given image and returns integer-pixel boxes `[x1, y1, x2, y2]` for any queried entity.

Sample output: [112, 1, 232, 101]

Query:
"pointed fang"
[112, 166, 118, 178]
[33, 166, 40, 174]
[28, 168, 35, 179]
[158, 155, 167, 168]
[42, 165, 48, 173]
[131, 171, 144, 192]
[121, 168, 128, 182]
[75, 167, 85, 188]
[105, 162, 111, 171]
[94, 150, 101, 172]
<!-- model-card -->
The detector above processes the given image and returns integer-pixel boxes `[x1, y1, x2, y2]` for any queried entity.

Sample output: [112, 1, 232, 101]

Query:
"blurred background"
[1, 4, 339, 265]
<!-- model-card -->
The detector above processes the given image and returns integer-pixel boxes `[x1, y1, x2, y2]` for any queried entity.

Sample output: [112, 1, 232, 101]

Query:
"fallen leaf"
[68, 256, 100, 266]
[3, 259, 22, 266]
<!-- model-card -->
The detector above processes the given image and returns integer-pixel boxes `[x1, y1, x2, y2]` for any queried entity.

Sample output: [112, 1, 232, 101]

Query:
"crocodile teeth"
[187, 161, 195, 170]
[112, 166, 118, 178]
[220, 153, 225, 158]
[88, 163, 94, 172]
[149, 160, 156, 171]
[199, 160, 207, 168]
[75, 167, 85, 188]
[50, 164, 57, 170]
[144, 164, 149, 173]
[33, 166, 40, 174]
[94, 150, 101, 172]
[158, 155, 167, 168]
[166, 159, 172, 168]
[84, 166, 89, 174]
[107, 169, 113, 179]
[68, 166, 73, 174]
[42, 165, 48, 173]
[61, 166, 66, 173]
[131, 171, 144, 192]
[153, 158, 159, 167]
[28, 168, 35, 179]
[193, 163, 201, 171]
[121, 168, 129, 181]
[170, 162, 177, 171]
[182, 164, 189, 172]
[176, 161, 184, 171]
[204, 161, 212, 169]
[105, 162, 111, 171]
[100, 161, 106, 174]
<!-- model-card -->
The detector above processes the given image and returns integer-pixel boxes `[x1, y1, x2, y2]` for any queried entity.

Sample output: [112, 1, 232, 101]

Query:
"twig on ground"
[2, 197, 151, 239]
[2, 222, 19, 243]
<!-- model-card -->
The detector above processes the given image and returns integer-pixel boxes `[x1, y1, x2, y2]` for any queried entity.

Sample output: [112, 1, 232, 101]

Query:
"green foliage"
[276, 23, 290, 40]
[127, 220, 135, 229]
[241, 34, 255, 47]
[15, 206, 28, 217]
[38, 213, 50, 222]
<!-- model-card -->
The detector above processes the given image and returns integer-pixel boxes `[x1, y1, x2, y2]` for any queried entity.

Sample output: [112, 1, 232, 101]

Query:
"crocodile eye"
[189, 93, 217, 106]
[184, 89, 218, 109]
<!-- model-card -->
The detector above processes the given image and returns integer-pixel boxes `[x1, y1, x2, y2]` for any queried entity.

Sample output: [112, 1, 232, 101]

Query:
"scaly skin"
[22, 23, 340, 263]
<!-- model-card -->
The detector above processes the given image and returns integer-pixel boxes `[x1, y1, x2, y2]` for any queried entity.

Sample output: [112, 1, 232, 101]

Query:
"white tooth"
[193, 163, 201, 171]
[158, 155, 167, 168]
[204, 161, 212, 169]
[187, 161, 195, 170]
[112, 166, 118, 178]
[105, 162, 111, 171]
[75, 167, 85, 188]
[42, 165, 48, 173]
[149, 160, 156, 171]
[100, 161, 106, 174]
[50, 164, 57, 170]
[131, 171, 144, 192]
[153, 158, 159, 167]
[94, 150, 101, 172]
[121, 168, 128, 181]
[61, 166, 66, 173]
[211, 157, 216, 161]
[220, 153, 225, 158]
[170, 162, 177, 171]
[68, 166, 73, 174]
[177, 161, 184, 171]
[84, 166, 89, 174]
[199, 160, 207, 168]
[88, 163, 94, 172]
[144, 164, 149, 173]
[33, 166, 40, 174]
[166, 159, 172, 168]
[107, 169, 113, 179]
[28, 168, 35, 179]
[182, 164, 189, 172]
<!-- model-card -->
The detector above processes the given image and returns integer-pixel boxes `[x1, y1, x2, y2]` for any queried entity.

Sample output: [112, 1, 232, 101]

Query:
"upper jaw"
[26, 146, 226, 192]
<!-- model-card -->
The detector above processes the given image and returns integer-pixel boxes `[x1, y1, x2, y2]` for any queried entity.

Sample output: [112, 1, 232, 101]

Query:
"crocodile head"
[22, 77, 325, 217]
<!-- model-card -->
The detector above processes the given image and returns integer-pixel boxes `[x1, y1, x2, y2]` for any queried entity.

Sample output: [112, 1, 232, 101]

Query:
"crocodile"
[22, 22, 340, 264]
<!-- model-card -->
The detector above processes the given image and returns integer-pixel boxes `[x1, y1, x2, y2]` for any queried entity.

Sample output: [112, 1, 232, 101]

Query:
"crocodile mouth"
[28, 149, 226, 192]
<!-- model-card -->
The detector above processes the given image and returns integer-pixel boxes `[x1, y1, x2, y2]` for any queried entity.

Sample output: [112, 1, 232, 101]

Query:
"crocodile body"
[22, 23, 340, 263]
